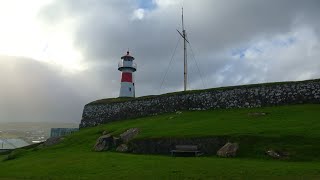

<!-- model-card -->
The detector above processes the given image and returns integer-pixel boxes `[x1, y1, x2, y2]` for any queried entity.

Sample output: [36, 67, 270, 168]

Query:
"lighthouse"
[118, 51, 137, 97]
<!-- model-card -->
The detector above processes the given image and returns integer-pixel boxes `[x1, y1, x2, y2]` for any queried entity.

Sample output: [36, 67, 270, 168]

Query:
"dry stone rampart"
[80, 79, 320, 128]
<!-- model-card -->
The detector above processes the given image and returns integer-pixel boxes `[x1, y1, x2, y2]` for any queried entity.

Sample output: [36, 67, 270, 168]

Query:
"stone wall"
[80, 79, 320, 128]
[128, 137, 228, 155]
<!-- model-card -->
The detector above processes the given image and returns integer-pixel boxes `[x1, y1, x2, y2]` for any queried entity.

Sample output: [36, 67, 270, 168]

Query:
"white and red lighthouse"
[118, 51, 137, 97]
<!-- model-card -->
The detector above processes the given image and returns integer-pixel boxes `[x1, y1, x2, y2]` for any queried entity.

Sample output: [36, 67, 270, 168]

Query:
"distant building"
[50, 128, 79, 138]
[0, 138, 29, 152]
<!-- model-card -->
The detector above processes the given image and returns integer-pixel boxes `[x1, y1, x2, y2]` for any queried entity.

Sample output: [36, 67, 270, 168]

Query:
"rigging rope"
[188, 42, 207, 89]
[159, 37, 181, 94]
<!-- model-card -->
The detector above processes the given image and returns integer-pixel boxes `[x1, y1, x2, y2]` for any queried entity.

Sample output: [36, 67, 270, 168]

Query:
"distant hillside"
[0, 122, 79, 143]
[0, 122, 79, 131]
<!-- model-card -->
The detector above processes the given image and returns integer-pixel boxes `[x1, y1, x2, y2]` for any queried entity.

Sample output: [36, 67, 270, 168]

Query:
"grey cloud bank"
[1, 0, 320, 123]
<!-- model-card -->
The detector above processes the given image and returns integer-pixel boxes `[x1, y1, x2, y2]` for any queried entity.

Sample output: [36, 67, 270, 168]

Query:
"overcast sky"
[0, 0, 320, 123]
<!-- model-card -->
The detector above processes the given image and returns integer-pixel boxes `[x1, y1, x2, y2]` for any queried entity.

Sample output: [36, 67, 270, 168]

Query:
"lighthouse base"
[120, 82, 135, 97]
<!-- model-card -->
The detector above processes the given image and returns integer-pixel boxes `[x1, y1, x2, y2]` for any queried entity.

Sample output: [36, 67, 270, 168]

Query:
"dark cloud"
[39, 0, 320, 87]
[1, 0, 320, 123]
[0, 55, 116, 123]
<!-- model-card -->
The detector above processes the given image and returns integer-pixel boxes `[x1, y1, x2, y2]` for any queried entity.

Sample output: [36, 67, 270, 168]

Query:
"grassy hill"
[0, 104, 320, 179]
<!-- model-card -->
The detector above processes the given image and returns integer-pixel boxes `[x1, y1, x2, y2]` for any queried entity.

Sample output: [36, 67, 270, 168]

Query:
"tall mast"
[182, 7, 187, 91]
[177, 7, 189, 91]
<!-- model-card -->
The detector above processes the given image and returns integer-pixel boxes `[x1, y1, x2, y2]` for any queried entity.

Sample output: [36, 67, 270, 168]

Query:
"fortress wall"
[80, 79, 320, 128]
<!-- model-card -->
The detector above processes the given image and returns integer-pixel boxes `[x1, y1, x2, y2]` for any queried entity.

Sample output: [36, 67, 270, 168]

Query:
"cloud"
[39, 0, 320, 80]
[208, 26, 320, 86]
[132, 8, 145, 20]
[0, 55, 115, 123]
[1, 0, 320, 123]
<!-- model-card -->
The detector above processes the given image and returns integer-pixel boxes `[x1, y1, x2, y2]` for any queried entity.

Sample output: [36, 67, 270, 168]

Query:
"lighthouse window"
[129, 87, 131, 91]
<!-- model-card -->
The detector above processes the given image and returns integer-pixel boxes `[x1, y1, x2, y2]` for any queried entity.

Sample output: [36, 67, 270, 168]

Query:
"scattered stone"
[248, 112, 267, 116]
[176, 111, 182, 114]
[120, 128, 140, 143]
[94, 134, 114, 152]
[266, 149, 281, 159]
[42, 137, 64, 147]
[116, 144, 129, 152]
[217, 142, 239, 157]
[189, 107, 205, 111]
[265, 149, 289, 159]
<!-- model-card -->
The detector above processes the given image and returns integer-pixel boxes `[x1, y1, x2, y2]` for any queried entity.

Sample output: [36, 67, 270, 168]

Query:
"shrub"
[2, 149, 27, 161]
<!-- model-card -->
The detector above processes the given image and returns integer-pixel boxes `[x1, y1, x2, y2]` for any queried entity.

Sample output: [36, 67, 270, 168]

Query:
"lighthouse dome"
[121, 51, 135, 60]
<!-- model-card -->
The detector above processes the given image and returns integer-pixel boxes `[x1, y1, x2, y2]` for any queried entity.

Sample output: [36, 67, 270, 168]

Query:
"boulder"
[94, 134, 114, 152]
[113, 137, 122, 147]
[120, 128, 140, 143]
[217, 142, 239, 157]
[102, 130, 109, 135]
[116, 144, 129, 152]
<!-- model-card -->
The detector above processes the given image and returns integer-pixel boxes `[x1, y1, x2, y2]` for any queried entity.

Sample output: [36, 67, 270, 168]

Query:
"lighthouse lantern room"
[118, 51, 137, 97]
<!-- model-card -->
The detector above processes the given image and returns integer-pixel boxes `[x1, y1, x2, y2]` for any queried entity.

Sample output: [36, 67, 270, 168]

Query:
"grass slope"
[0, 104, 320, 179]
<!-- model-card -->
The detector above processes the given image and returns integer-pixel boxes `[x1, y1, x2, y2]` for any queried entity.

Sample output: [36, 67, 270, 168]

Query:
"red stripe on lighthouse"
[121, 72, 132, 82]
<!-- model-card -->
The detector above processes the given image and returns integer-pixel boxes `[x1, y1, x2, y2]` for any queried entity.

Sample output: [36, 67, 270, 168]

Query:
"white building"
[118, 51, 137, 97]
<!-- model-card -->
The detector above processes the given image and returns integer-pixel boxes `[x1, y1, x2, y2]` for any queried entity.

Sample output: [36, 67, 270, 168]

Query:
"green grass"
[0, 104, 320, 179]
[99, 104, 320, 138]
[1, 152, 320, 179]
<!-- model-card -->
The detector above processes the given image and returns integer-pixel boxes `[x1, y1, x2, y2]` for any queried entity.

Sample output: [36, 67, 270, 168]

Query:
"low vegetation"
[0, 104, 320, 179]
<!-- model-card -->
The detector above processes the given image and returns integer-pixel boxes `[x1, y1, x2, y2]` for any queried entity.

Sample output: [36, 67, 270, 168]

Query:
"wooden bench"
[170, 145, 202, 157]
